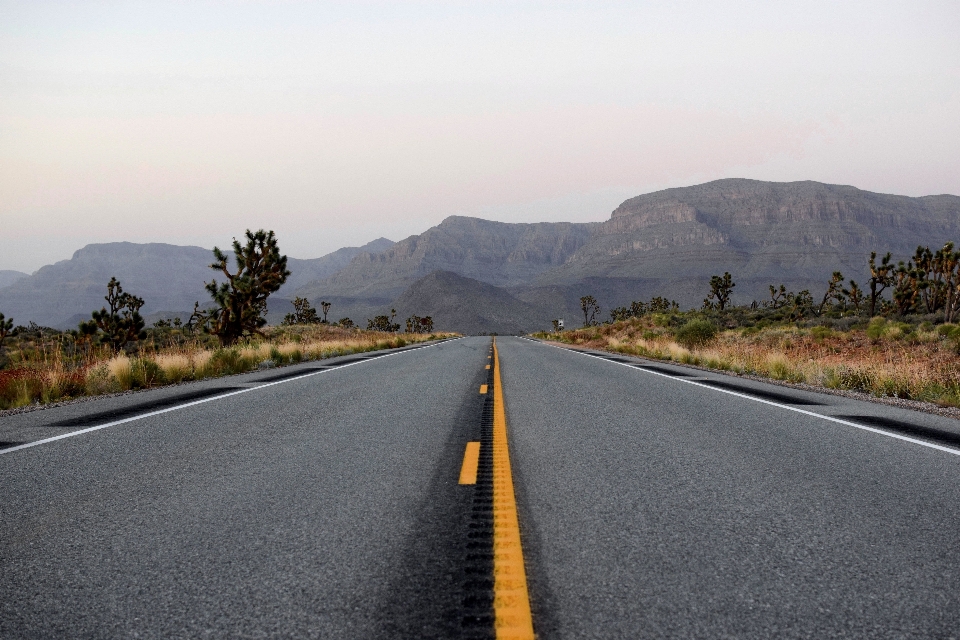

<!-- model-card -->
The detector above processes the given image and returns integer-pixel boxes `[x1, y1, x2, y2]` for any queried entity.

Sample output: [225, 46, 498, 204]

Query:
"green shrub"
[866, 318, 888, 341]
[209, 348, 250, 375]
[674, 319, 718, 349]
[834, 367, 874, 393]
[810, 326, 832, 341]
[85, 364, 116, 395]
[937, 323, 959, 338]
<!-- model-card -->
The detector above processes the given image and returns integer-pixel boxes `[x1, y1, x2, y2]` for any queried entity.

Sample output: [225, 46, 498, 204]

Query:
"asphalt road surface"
[3, 336, 960, 638]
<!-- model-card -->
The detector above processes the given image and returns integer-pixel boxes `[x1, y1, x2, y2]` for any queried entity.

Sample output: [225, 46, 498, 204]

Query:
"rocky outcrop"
[297, 217, 595, 300]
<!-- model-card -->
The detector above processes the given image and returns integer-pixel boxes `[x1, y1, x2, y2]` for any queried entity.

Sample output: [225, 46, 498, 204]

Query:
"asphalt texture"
[3, 336, 960, 638]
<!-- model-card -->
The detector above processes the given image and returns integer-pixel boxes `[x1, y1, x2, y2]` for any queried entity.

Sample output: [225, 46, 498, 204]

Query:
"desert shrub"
[674, 319, 718, 349]
[834, 367, 874, 393]
[936, 323, 958, 338]
[85, 364, 116, 395]
[810, 326, 832, 341]
[207, 348, 249, 376]
[766, 354, 792, 380]
[47, 369, 86, 401]
[132, 358, 164, 388]
[0, 368, 44, 409]
[935, 324, 960, 353]
[866, 317, 888, 341]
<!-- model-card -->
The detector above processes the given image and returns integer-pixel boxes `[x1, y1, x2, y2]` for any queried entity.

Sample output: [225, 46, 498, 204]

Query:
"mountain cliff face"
[296, 217, 595, 301]
[279, 237, 394, 295]
[298, 180, 960, 321]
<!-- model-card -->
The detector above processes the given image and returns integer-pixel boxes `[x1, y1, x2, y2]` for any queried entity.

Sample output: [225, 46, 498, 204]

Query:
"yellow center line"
[480, 384, 488, 394]
[458, 441, 481, 484]
[492, 338, 535, 640]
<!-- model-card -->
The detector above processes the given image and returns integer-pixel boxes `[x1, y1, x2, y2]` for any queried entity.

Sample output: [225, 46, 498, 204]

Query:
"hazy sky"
[2, 1, 959, 272]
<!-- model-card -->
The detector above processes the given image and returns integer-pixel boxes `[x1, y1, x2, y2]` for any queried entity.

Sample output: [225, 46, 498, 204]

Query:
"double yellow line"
[456, 339, 535, 638]
[490, 338, 535, 639]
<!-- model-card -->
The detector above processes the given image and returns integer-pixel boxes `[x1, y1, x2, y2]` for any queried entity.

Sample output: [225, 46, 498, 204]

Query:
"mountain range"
[2, 179, 958, 333]
[0, 270, 28, 290]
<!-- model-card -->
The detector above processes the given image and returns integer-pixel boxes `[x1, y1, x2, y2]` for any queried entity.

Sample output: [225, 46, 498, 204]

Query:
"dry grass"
[540, 317, 960, 408]
[0, 325, 456, 410]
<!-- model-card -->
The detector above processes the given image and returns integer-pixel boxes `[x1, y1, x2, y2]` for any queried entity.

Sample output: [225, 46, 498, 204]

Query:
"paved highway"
[3, 336, 960, 638]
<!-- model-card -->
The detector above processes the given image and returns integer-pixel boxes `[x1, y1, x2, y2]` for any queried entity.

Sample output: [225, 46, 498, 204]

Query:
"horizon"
[5, 174, 960, 275]
[3, 1, 959, 272]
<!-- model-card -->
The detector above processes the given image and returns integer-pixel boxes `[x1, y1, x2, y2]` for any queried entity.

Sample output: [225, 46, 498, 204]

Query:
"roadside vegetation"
[0, 229, 453, 411]
[0, 323, 452, 411]
[539, 242, 960, 408]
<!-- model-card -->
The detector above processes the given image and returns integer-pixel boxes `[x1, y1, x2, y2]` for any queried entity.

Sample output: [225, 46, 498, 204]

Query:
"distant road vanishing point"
[3, 337, 960, 638]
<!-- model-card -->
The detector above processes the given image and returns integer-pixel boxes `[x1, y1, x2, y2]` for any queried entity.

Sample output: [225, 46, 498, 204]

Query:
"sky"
[2, 1, 959, 272]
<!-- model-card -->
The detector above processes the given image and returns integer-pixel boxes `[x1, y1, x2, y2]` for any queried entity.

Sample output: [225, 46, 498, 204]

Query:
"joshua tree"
[580, 295, 600, 327]
[766, 285, 788, 309]
[337, 317, 355, 329]
[320, 301, 332, 324]
[283, 297, 319, 325]
[918, 242, 960, 319]
[0, 312, 13, 343]
[611, 299, 655, 322]
[195, 229, 291, 345]
[405, 315, 434, 333]
[786, 289, 814, 320]
[868, 251, 894, 317]
[842, 280, 864, 313]
[706, 272, 735, 311]
[367, 315, 400, 332]
[817, 271, 845, 315]
[937, 242, 960, 323]
[90, 277, 146, 350]
[648, 297, 676, 313]
[892, 260, 923, 316]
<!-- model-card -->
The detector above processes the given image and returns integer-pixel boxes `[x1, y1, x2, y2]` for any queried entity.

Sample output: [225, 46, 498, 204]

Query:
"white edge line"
[523, 337, 960, 458]
[0, 337, 463, 456]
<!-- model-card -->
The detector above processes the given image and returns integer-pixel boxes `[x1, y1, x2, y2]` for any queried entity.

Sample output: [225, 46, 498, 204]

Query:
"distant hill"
[279, 237, 394, 295]
[0, 270, 29, 290]
[0, 238, 395, 328]
[297, 180, 960, 325]
[392, 270, 549, 335]
[5, 179, 959, 334]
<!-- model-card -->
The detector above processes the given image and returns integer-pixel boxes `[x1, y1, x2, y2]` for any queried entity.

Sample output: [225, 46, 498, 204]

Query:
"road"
[3, 336, 960, 638]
